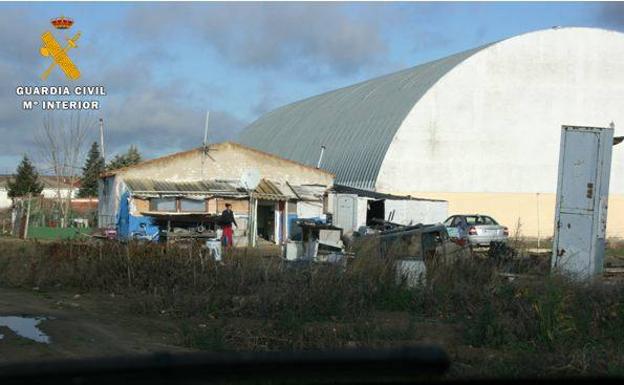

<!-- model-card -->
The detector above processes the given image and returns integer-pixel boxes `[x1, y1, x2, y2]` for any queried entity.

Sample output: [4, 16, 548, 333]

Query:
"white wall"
[377, 28, 624, 194]
[384, 200, 449, 226]
[356, 197, 369, 230]
[376, 28, 624, 237]
[0, 190, 10, 209]
[297, 201, 323, 218]
[41, 188, 76, 199]
[0, 188, 76, 209]
[326, 193, 448, 231]
[118, 142, 334, 187]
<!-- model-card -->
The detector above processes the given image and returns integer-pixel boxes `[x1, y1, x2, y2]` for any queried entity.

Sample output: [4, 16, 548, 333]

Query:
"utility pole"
[201, 111, 210, 179]
[247, 195, 257, 248]
[203, 111, 210, 152]
[536, 192, 541, 249]
[99, 118, 105, 161]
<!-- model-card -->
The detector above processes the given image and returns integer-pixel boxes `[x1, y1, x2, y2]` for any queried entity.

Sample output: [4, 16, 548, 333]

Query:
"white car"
[443, 214, 509, 247]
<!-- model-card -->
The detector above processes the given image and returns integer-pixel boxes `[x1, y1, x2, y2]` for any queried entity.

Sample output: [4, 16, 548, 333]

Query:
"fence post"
[24, 193, 32, 239]
[126, 244, 132, 288]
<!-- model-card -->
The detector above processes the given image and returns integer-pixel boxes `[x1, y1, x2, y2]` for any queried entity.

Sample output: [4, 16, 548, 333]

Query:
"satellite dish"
[240, 169, 260, 191]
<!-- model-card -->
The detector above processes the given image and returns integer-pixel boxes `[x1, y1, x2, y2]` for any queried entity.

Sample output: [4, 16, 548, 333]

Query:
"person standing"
[455, 216, 469, 247]
[220, 203, 237, 248]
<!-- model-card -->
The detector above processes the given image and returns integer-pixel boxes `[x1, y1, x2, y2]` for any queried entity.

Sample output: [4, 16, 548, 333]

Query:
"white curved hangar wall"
[376, 28, 624, 237]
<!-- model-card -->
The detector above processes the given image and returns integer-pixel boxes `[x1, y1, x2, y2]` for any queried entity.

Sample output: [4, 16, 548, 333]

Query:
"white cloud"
[125, 4, 390, 78]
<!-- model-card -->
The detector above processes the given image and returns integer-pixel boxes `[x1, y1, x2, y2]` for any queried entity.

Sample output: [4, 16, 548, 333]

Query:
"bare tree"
[37, 112, 94, 228]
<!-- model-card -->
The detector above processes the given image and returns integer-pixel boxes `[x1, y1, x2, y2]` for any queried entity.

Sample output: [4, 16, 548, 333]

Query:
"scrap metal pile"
[287, 217, 467, 267]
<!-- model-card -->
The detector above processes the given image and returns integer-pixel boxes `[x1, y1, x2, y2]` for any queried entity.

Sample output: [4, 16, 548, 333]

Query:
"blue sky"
[0, 1, 622, 173]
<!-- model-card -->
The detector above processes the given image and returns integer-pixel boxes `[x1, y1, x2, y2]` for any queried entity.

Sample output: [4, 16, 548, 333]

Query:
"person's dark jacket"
[220, 209, 237, 227]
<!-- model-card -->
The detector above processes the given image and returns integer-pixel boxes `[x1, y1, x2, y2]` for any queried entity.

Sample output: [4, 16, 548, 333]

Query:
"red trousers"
[222, 225, 234, 247]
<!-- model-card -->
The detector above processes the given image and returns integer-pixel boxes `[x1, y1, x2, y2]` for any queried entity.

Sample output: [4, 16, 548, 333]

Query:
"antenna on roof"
[203, 110, 210, 154]
[241, 169, 261, 191]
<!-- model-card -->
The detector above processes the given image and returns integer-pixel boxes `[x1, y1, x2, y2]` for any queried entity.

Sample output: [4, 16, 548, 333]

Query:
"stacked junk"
[286, 214, 467, 287]
[102, 173, 458, 283]
[278, 184, 462, 285]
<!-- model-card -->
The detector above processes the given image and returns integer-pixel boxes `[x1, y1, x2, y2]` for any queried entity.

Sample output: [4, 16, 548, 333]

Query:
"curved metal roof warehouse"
[239, 28, 624, 237]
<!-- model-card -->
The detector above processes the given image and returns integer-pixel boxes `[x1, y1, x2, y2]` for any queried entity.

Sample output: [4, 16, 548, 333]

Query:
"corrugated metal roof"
[289, 184, 328, 201]
[331, 184, 446, 202]
[125, 179, 246, 196]
[254, 179, 294, 200]
[239, 44, 491, 189]
[124, 178, 302, 201]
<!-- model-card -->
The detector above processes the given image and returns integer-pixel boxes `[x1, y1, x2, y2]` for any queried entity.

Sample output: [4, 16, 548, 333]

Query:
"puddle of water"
[0, 316, 51, 344]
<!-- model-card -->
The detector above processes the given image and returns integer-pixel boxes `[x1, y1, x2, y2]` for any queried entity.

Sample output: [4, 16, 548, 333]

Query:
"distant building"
[98, 142, 335, 245]
[98, 142, 448, 245]
[0, 175, 78, 209]
[240, 27, 624, 238]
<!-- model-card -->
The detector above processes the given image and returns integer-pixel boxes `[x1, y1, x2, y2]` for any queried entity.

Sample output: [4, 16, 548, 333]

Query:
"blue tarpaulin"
[116, 191, 160, 241]
[129, 215, 160, 241]
[117, 191, 130, 240]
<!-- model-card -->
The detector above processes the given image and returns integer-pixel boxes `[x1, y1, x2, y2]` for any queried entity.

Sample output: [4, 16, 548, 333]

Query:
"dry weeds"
[1, 238, 624, 378]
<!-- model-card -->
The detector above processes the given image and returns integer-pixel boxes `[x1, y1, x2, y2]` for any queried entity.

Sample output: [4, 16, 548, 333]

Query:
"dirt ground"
[0, 286, 466, 367]
[0, 287, 191, 364]
[0, 286, 491, 377]
[2, 237, 623, 377]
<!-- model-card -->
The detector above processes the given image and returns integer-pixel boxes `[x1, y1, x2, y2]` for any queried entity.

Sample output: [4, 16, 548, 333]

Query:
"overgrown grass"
[1, 238, 624, 377]
[0, 239, 405, 322]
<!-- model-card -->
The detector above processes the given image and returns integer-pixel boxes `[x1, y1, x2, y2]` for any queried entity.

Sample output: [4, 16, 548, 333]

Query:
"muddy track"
[0, 287, 191, 364]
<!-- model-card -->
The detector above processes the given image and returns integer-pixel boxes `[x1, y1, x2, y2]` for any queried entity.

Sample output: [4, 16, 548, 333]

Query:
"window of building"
[180, 198, 206, 212]
[150, 198, 176, 212]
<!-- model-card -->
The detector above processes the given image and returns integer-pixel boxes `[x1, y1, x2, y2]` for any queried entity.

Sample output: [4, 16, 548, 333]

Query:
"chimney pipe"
[316, 145, 326, 169]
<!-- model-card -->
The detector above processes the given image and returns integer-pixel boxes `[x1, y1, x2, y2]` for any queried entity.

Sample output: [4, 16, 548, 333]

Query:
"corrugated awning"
[125, 178, 312, 201]
[125, 178, 247, 197]
[289, 184, 328, 201]
[331, 184, 446, 202]
[253, 179, 294, 201]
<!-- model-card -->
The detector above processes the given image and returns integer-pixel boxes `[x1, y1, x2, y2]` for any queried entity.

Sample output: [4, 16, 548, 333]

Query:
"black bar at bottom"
[0, 345, 449, 384]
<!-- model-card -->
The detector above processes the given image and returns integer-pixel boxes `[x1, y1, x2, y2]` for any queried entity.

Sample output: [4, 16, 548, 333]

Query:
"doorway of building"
[366, 199, 385, 225]
[257, 202, 276, 242]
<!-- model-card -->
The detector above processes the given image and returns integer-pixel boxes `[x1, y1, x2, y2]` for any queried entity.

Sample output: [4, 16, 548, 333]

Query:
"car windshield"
[483, 216, 498, 225]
